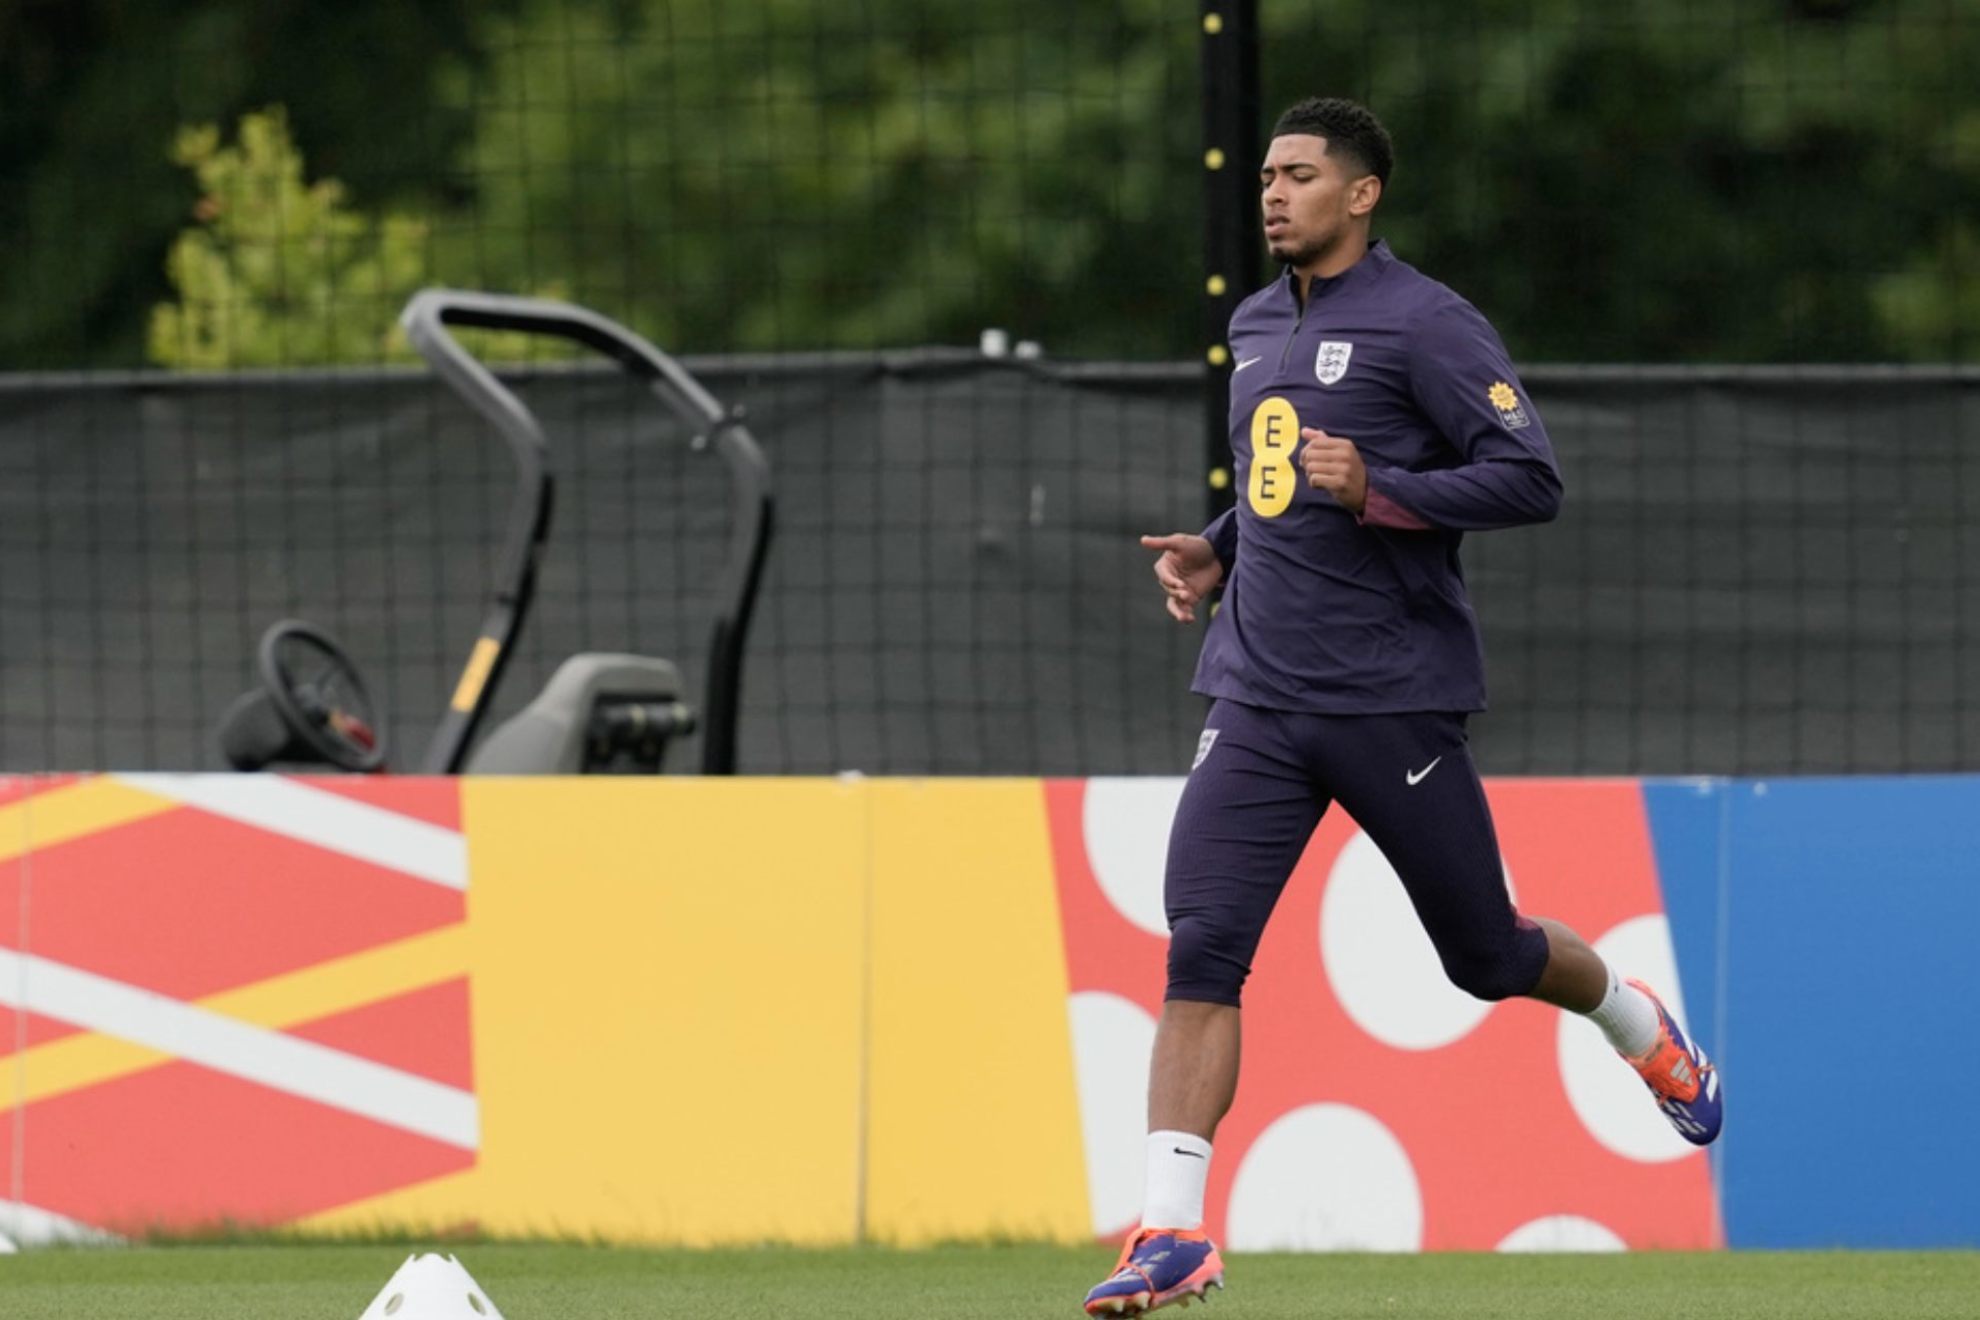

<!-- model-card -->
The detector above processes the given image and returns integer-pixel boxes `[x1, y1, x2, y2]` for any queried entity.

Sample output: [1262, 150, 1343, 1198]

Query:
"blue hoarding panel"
[1641, 778, 1728, 1205]
[1641, 778, 1727, 1114]
[1717, 777, 1980, 1247]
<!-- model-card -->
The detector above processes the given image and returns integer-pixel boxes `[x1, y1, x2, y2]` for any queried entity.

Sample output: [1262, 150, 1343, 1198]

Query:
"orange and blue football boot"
[1624, 978, 1723, 1146]
[1083, 1227, 1224, 1316]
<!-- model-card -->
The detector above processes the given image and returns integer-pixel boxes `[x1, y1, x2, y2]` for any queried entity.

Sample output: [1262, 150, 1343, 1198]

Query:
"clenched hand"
[1300, 427, 1367, 514]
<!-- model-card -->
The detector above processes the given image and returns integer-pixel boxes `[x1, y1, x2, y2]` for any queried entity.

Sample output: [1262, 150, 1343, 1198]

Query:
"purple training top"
[1193, 239, 1562, 714]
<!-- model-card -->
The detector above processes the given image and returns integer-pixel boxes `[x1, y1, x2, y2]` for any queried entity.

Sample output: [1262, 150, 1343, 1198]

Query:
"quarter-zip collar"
[1287, 238, 1394, 308]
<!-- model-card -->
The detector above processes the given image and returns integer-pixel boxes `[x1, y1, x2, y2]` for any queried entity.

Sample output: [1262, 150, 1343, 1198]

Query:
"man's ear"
[1348, 174, 1383, 218]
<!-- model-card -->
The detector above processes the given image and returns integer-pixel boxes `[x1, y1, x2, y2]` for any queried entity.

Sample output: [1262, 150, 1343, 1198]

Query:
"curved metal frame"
[401, 289, 774, 774]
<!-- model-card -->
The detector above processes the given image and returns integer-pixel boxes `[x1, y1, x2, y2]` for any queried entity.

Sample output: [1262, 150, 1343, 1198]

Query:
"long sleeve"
[1200, 506, 1239, 578]
[1363, 298, 1563, 531]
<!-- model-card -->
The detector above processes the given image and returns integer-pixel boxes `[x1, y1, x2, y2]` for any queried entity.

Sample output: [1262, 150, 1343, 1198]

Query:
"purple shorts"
[1164, 698, 1548, 1007]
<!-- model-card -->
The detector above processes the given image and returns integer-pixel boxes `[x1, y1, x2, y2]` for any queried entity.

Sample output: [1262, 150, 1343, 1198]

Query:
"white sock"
[1141, 1130, 1212, 1231]
[1583, 964, 1661, 1058]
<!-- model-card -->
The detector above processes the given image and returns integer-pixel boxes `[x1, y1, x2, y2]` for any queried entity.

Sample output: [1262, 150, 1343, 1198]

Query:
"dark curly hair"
[1270, 97, 1394, 186]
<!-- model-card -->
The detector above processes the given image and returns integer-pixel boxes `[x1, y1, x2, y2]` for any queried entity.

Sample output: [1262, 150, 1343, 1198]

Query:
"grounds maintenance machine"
[216, 291, 773, 776]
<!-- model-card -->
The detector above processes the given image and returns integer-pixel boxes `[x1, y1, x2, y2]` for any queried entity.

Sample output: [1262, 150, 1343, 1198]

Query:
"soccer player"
[1082, 98, 1722, 1317]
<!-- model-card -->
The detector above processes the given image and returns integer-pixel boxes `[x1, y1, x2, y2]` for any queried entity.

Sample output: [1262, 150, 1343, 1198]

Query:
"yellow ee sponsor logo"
[1247, 396, 1299, 517]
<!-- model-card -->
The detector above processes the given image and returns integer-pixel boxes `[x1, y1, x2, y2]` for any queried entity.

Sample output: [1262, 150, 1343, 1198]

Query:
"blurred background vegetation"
[4, 0, 1977, 369]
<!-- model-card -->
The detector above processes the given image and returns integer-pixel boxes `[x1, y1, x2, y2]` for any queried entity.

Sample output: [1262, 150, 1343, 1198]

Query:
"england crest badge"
[1315, 341, 1354, 385]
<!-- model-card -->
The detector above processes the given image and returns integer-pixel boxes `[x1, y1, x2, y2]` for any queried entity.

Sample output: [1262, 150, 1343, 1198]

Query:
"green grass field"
[2, 1243, 1977, 1319]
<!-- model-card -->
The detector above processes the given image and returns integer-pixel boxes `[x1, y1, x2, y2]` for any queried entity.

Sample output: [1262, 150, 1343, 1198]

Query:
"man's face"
[1260, 133, 1375, 269]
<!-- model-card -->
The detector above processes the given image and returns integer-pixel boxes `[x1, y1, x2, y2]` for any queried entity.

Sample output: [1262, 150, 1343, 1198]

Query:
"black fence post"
[1199, 0, 1261, 525]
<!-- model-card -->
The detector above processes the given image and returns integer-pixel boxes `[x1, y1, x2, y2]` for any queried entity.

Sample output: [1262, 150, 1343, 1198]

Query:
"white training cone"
[357, 1253, 505, 1320]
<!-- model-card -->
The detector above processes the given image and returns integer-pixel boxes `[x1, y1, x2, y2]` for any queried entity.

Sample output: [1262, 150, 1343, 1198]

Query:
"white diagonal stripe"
[0, 1199, 120, 1247]
[0, 949, 478, 1150]
[113, 774, 467, 890]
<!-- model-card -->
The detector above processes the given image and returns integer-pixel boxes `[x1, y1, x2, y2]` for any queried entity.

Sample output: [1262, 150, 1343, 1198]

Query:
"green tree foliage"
[150, 107, 575, 367]
[438, 0, 1198, 357]
[0, 0, 516, 369]
[436, 0, 1980, 362]
[1260, 0, 1980, 361]
[149, 110, 428, 369]
[6, 0, 1979, 366]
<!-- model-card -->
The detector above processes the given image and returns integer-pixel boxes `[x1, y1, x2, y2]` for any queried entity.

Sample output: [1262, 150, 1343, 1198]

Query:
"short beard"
[1269, 226, 1342, 271]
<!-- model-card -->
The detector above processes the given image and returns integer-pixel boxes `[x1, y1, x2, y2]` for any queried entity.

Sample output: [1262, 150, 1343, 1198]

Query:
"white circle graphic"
[1557, 913, 1701, 1163]
[1496, 1214, 1628, 1252]
[1320, 830, 1514, 1050]
[1068, 991, 1160, 1236]
[1226, 1104, 1423, 1251]
[1082, 777, 1188, 938]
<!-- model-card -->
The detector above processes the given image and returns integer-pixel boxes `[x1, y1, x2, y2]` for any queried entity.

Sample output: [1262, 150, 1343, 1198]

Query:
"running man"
[1083, 98, 1722, 1317]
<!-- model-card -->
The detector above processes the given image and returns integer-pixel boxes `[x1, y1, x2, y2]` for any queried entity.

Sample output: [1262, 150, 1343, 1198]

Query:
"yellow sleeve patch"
[1487, 380, 1531, 430]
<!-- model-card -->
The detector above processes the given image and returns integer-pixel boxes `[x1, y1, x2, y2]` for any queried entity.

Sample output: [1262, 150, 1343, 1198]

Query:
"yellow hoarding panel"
[864, 780, 1088, 1244]
[311, 777, 867, 1244]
